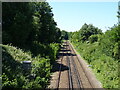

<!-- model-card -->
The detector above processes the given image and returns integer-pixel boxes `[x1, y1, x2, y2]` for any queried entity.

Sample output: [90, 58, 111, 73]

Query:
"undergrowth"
[71, 42, 119, 88]
[1, 42, 60, 89]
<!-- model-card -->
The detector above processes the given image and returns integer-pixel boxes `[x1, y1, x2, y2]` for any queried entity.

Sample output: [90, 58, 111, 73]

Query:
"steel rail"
[66, 41, 73, 90]
[56, 42, 65, 89]
[71, 53, 83, 89]
[68, 41, 94, 89]
[67, 41, 84, 89]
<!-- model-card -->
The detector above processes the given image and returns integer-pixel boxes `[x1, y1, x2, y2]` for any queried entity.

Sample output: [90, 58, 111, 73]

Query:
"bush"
[30, 41, 60, 64]
[49, 43, 60, 63]
[1, 44, 52, 89]
[98, 25, 119, 59]
[113, 41, 120, 60]
[70, 40, 119, 88]
[89, 35, 98, 43]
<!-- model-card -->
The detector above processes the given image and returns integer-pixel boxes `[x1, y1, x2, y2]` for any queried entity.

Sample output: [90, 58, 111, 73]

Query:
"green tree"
[2, 2, 34, 47]
[55, 27, 61, 43]
[71, 31, 79, 42]
[3, 2, 61, 46]
[61, 30, 69, 40]
[98, 25, 120, 60]
[79, 23, 102, 42]
[32, 2, 58, 44]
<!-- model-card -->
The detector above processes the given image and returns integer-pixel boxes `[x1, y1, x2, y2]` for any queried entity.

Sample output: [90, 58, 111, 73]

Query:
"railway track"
[49, 40, 101, 89]
[56, 42, 69, 89]
[66, 41, 82, 89]
[69, 41, 94, 90]
[67, 41, 94, 89]
[56, 47, 64, 89]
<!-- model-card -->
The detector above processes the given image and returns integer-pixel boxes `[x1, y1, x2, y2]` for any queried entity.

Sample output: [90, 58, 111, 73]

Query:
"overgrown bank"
[69, 24, 120, 88]
[2, 42, 60, 89]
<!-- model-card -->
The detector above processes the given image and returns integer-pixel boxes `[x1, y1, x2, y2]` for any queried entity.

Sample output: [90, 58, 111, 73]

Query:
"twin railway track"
[66, 41, 84, 89]
[49, 41, 103, 89]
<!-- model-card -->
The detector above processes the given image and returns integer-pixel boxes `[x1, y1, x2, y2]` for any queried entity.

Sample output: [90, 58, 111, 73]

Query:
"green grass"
[71, 42, 119, 88]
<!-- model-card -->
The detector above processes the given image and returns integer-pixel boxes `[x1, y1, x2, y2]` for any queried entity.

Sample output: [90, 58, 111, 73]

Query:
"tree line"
[2, 2, 61, 47]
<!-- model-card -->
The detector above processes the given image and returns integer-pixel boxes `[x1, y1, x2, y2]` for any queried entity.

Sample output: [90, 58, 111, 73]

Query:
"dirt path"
[48, 41, 103, 89]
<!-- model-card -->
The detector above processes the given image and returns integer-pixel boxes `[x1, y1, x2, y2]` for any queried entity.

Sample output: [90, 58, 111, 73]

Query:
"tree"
[54, 27, 61, 43]
[2, 2, 34, 47]
[98, 25, 120, 59]
[79, 23, 102, 42]
[61, 30, 69, 40]
[33, 2, 58, 44]
[2, 2, 61, 46]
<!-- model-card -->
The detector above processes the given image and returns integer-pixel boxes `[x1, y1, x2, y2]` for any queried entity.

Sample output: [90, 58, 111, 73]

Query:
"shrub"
[70, 40, 119, 88]
[30, 41, 60, 64]
[1, 44, 52, 89]
[89, 35, 98, 43]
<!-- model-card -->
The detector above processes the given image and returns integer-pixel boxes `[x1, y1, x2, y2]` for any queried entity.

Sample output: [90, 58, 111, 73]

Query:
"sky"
[47, 1, 119, 32]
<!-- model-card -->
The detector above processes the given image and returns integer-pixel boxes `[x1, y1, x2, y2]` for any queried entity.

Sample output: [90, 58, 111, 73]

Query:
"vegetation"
[2, 2, 61, 47]
[2, 2, 61, 89]
[2, 1, 119, 89]
[70, 23, 102, 43]
[2, 44, 51, 89]
[61, 30, 69, 40]
[69, 24, 120, 88]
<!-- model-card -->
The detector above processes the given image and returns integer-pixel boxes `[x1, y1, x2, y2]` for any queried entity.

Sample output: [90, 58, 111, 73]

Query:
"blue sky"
[48, 1, 118, 32]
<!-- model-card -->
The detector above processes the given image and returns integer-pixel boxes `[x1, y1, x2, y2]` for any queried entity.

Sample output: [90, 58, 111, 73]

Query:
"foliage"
[49, 43, 60, 62]
[1, 41, 60, 89]
[28, 41, 60, 64]
[89, 35, 98, 43]
[1, 44, 52, 89]
[98, 25, 120, 60]
[80, 23, 102, 41]
[2, 2, 61, 46]
[69, 31, 79, 43]
[71, 42, 119, 88]
[2, 2, 61, 89]
[32, 2, 61, 44]
[61, 30, 69, 40]
[2, 2, 34, 47]
[70, 24, 119, 88]
[70, 23, 103, 42]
